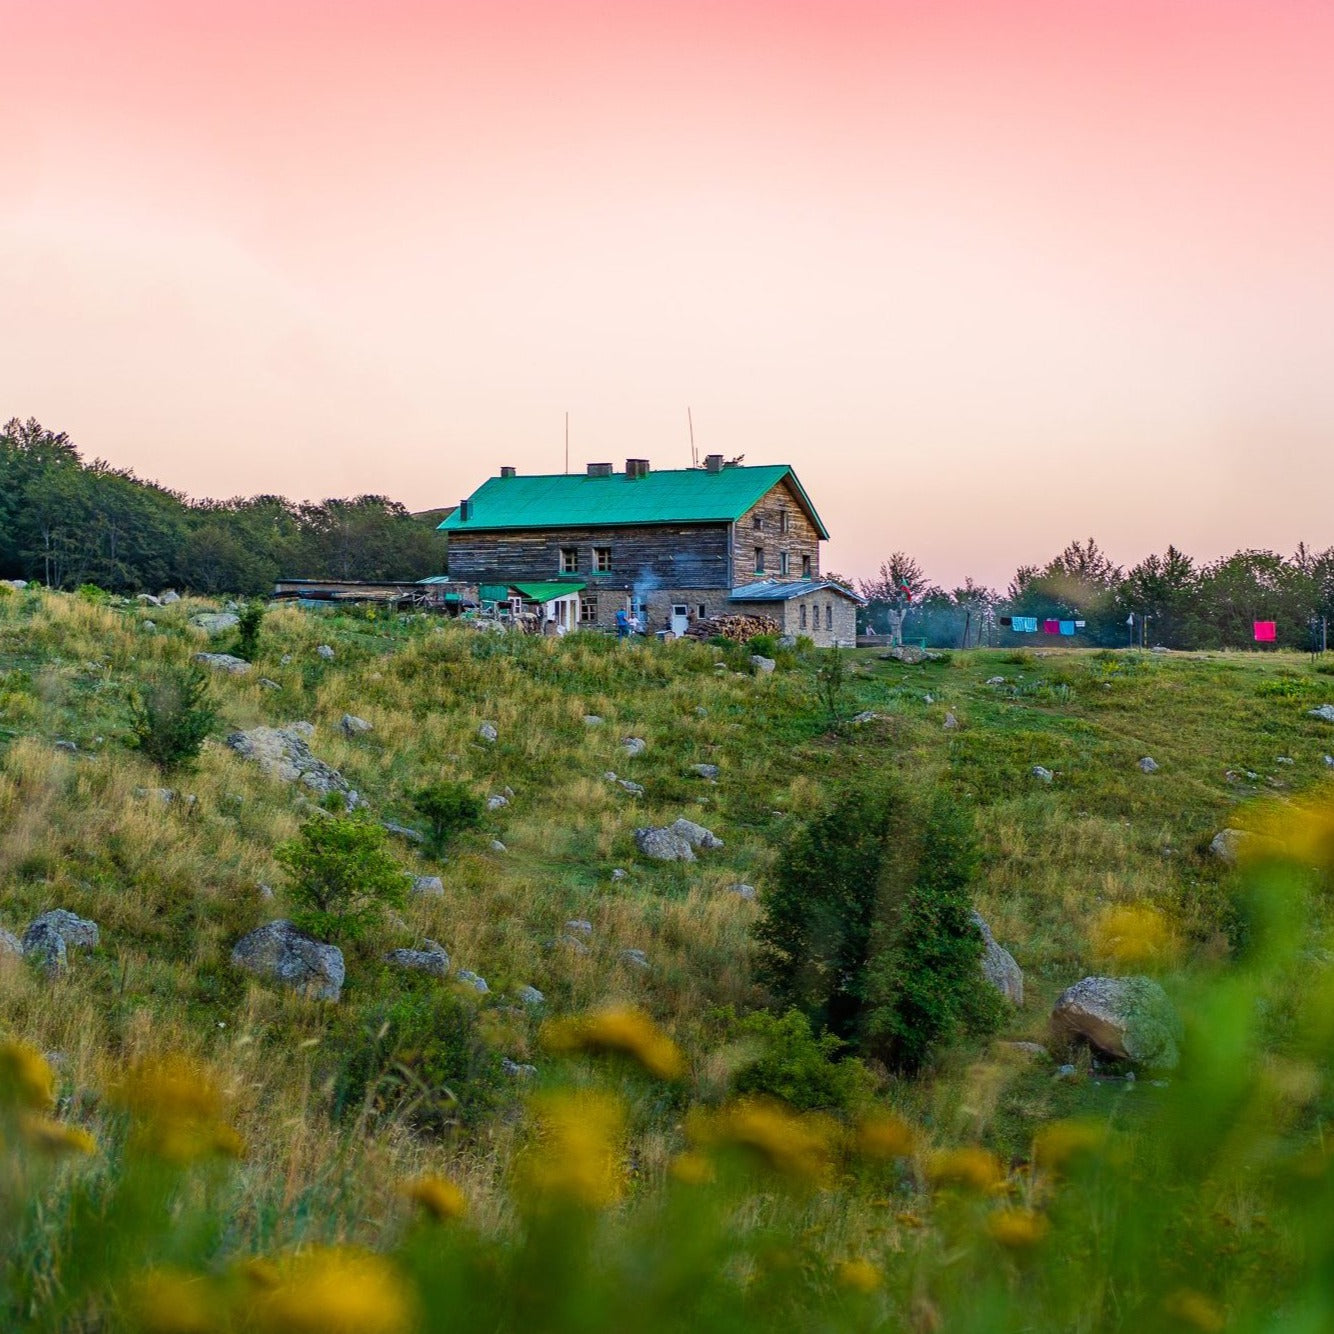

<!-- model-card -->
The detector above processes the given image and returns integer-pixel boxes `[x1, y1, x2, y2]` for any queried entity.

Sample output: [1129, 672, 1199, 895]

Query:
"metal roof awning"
[729, 579, 867, 605]
[510, 581, 587, 601]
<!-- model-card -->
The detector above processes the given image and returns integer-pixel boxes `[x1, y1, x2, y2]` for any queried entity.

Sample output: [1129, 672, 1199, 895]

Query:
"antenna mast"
[688, 406, 697, 468]
[564, 412, 569, 474]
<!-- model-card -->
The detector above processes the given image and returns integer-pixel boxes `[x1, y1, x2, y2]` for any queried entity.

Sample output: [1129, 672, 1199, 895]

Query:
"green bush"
[76, 583, 110, 604]
[754, 781, 1000, 1072]
[813, 646, 852, 727]
[731, 1008, 873, 1113]
[127, 665, 218, 771]
[232, 601, 265, 662]
[413, 780, 485, 854]
[276, 815, 406, 941]
[745, 634, 779, 658]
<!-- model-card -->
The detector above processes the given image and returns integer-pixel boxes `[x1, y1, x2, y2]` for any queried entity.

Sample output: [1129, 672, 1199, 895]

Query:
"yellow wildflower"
[520, 1089, 626, 1210]
[925, 1146, 1006, 1194]
[856, 1114, 917, 1160]
[1253, 798, 1334, 872]
[0, 1040, 55, 1110]
[1163, 1288, 1227, 1332]
[19, 1114, 96, 1156]
[687, 1098, 835, 1186]
[1091, 904, 1178, 970]
[128, 1269, 218, 1334]
[542, 1006, 686, 1080]
[668, 1150, 716, 1185]
[835, 1257, 882, 1293]
[248, 1248, 413, 1334]
[112, 1056, 244, 1164]
[1033, 1119, 1106, 1174]
[402, 1174, 467, 1221]
[986, 1207, 1049, 1249]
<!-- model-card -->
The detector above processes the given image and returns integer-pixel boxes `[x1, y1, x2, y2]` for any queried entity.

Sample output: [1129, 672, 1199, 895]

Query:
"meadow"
[2, 583, 1333, 1331]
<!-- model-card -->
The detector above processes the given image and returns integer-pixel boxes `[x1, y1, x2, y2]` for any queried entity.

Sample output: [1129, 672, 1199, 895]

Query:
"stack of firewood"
[683, 613, 781, 642]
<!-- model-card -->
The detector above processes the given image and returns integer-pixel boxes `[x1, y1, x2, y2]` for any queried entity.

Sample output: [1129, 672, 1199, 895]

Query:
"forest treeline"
[857, 538, 1334, 650]
[0, 418, 446, 595]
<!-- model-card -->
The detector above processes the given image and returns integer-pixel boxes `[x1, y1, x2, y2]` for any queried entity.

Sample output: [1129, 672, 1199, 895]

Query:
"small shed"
[728, 579, 864, 648]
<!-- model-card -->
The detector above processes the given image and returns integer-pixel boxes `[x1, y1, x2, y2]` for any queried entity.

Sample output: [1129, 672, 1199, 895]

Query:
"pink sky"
[2, 0, 1332, 588]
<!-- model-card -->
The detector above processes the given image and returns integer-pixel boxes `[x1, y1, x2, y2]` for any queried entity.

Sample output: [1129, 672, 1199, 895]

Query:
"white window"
[579, 596, 598, 623]
[560, 547, 579, 573]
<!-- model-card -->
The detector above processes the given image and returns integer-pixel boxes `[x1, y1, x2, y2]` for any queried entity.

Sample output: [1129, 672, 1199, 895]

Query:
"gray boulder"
[516, 985, 545, 1006]
[231, 920, 345, 1001]
[1209, 828, 1255, 865]
[985, 676, 1005, 685]
[259, 678, 281, 691]
[316, 644, 335, 661]
[1139, 756, 1159, 773]
[972, 912, 1023, 1006]
[729, 883, 757, 901]
[22, 923, 66, 974]
[491, 840, 508, 853]
[691, 763, 720, 781]
[193, 652, 251, 675]
[4, 579, 28, 590]
[1309, 704, 1334, 723]
[668, 818, 722, 850]
[583, 715, 603, 726]
[0, 928, 22, 958]
[190, 612, 240, 634]
[621, 736, 647, 757]
[410, 875, 445, 897]
[159, 589, 180, 604]
[341, 714, 373, 736]
[943, 711, 960, 731]
[618, 780, 645, 796]
[226, 726, 357, 805]
[134, 787, 176, 803]
[620, 948, 650, 970]
[750, 655, 776, 674]
[26, 909, 99, 951]
[635, 825, 695, 862]
[1032, 766, 1054, 784]
[478, 721, 498, 743]
[486, 794, 509, 811]
[1050, 975, 1181, 1069]
[385, 941, 450, 977]
[502, 1057, 538, 1078]
[455, 969, 489, 994]
[137, 593, 162, 606]
[383, 821, 426, 844]
[564, 918, 593, 936]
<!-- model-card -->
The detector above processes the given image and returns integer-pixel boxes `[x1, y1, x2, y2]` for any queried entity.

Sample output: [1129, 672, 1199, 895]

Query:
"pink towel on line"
[1043, 619, 1060, 634]
[1253, 621, 1277, 642]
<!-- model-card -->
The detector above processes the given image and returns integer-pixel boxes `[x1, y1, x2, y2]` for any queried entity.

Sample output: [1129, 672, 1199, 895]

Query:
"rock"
[54, 740, 78, 752]
[1032, 766, 1054, 784]
[635, 826, 695, 861]
[559, 933, 590, 955]
[850, 711, 879, 725]
[610, 868, 627, 881]
[0, 928, 22, 958]
[141, 620, 156, 631]
[134, 787, 176, 802]
[1276, 755, 1295, 765]
[230, 920, 345, 1001]
[226, 726, 357, 805]
[620, 948, 650, 970]
[621, 737, 647, 757]
[668, 817, 723, 850]
[695, 706, 708, 717]
[257, 883, 275, 900]
[729, 883, 757, 901]
[777, 634, 797, 649]
[1308, 704, 1334, 723]
[194, 652, 252, 675]
[750, 655, 776, 674]
[1000, 1041, 1050, 1060]
[137, 593, 162, 606]
[943, 712, 959, 731]
[1054, 1064, 1079, 1082]
[280, 653, 293, 665]
[288, 721, 315, 738]
[618, 780, 645, 796]
[1138, 757, 1159, 773]
[26, 909, 99, 952]
[1050, 975, 1181, 1069]
[160, 589, 180, 604]
[410, 875, 444, 897]
[603, 772, 618, 783]
[259, 678, 281, 690]
[924, 695, 934, 704]
[691, 763, 720, 781]
[972, 912, 1023, 1006]
[986, 676, 1006, 685]
[455, 969, 489, 994]
[490, 840, 507, 853]
[1324, 756, 1334, 768]
[316, 644, 335, 661]
[22, 923, 67, 973]
[583, 715, 603, 726]
[486, 794, 509, 811]
[341, 714, 373, 736]
[478, 721, 498, 743]
[383, 821, 426, 844]
[4, 579, 28, 590]
[1209, 828, 1256, 864]
[189, 612, 240, 634]
[516, 985, 545, 1006]
[564, 919, 593, 936]
[502, 1057, 538, 1078]
[385, 940, 450, 977]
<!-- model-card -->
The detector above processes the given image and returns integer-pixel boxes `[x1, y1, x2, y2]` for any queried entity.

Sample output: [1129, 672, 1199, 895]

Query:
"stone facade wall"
[730, 593, 859, 648]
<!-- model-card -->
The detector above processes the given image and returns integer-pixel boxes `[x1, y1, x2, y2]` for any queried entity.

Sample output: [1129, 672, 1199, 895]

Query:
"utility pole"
[564, 412, 569, 474]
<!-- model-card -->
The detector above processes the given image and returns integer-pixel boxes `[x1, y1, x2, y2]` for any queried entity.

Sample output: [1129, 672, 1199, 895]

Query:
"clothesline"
[1000, 616, 1085, 635]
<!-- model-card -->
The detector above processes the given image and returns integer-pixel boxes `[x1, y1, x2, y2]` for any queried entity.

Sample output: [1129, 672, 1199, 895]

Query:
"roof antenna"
[688, 406, 697, 469]
[564, 411, 569, 475]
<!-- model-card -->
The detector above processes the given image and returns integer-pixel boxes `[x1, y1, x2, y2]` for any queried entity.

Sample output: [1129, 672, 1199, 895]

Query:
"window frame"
[592, 545, 612, 573]
[559, 546, 580, 574]
[754, 546, 765, 574]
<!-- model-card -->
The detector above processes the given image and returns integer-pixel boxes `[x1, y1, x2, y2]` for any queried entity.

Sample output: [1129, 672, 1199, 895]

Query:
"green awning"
[510, 581, 586, 601]
[479, 584, 511, 602]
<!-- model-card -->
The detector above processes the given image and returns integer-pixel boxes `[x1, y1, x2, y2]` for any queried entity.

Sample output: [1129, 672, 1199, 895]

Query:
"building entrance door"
[670, 604, 690, 637]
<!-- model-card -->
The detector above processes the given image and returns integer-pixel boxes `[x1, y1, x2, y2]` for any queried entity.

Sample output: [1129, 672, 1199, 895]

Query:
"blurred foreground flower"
[19, 1113, 95, 1156]
[128, 1268, 218, 1334]
[687, 1098, 836, 1186]
[1033, 1119, 1107, 1175]
[925, 1146, 1006, 1194]
[669, 1150, 716, 1185]
[1091, 903, 1179, 970]
[0, 1040, 55, 1110]
[542, 1006, 685, 1079]
[1163, 1287, 1227, 1332]
[856, 1114, 917, 1160]
[986, 1207, 1049, 1249]
[835, 1258, 882, 1292]
[247, 1248, 413, 1334]
[402, 1174, 467, 1221]
[112, 1056, 245, 1164]
[1253, 798, 1334, 873]
[520, 1089, 626, 1210]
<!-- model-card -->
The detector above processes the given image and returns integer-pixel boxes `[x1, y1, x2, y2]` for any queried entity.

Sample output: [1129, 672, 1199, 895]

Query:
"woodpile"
[683, 613, 781, 642]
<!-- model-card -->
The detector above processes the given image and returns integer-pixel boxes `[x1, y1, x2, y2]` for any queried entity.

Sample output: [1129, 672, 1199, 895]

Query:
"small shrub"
[413, 780, 485, 854]
[232, 601, 265, 661]
[794, 635, 815, 653]
[746, 634, 779, 659]
[77, 583, 110, 604]
[128, 666, 218, 771]
[276, 815, 406, 941]
[813, 647, 852, 728]
[731, 1008, 873, 1113]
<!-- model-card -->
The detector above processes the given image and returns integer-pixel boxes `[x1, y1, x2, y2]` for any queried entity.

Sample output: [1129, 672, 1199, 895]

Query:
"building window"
[560, 547, 579, 573]
[826, 603, 833, 630]
[799, 603, 807, 630]
[698, 603, 706, 618]
[752, 514, 764, 531]
[754, 546, 765, 574]
[779, 551, 789, 576]
[801, 555, 812, 579]
[779, 509, 789, 535]
[579, 596, 598, 624]
[592, 546, 612, 572]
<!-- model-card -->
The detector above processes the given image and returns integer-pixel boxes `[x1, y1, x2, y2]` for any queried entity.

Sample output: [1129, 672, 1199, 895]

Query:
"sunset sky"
[2, 0, 1332, 587]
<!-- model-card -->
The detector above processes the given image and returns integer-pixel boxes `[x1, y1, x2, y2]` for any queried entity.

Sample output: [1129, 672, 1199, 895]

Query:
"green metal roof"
[439, 465, 828, 539]
[510, 581, 586, 601]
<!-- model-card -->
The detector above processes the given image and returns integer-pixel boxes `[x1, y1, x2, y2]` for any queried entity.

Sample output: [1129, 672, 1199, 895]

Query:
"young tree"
[128, 666, 218, 772]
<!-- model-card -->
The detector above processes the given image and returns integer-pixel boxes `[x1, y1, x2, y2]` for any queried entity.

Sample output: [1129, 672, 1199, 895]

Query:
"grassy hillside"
[2, 583, 1334, 1330]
